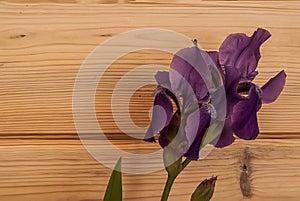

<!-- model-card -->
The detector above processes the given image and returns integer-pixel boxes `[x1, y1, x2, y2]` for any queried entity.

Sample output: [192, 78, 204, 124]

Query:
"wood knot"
[10, 34, 26, 39]
[240, 147, 252, 198]
[98, 33, 112, 37]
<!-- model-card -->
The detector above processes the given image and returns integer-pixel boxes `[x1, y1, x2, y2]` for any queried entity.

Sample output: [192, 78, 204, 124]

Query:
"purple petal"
[144, 89, 173, 142]
[155, 71, 171, 88]
[207, 51, 219, 67]
[219, 33, 251, 67]
[170, 45, 211, 103]
[214, 118, 235, 148]
[184, 104, 211, 160]
[222, 62, 252, 123]
[261, 70, 286, 104]
[231, 84, 262, 140]
[213, 69, 243, 148]
[219, 28, 271, 81]
[223, 66, 244, 108]
[158, 110, 181, 148]
[207, 51, 225, 81]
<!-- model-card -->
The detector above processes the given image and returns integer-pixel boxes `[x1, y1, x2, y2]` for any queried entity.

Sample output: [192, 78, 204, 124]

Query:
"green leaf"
[103, 157, 122, 201]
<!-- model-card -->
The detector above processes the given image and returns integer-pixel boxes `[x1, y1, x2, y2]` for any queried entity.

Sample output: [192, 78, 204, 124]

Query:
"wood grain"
[0, 0, 120, 4]
[0, 1, 300, 201]
[0, 2, 300, 137]
[0, 139, 300, 201]
[2, 0, 300, 5]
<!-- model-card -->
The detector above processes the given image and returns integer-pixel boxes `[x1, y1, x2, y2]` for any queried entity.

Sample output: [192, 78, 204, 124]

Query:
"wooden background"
[1, 0, 300, 200]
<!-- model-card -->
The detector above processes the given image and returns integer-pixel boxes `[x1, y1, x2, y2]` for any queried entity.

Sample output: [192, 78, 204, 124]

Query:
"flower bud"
[191, 176, 217, 201]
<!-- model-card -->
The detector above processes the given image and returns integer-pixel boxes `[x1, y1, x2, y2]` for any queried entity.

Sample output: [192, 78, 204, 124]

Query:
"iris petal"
[155, 71, 171, 88]
[261, 70, 286, 104]
[214, 118, 235, 148]
[158, 110, 181, 148]
[219, 28, 271, 81]
[144, 88, 173, 142]
[232, 84, 262, 140]
[184, 104, 211, 160]
[170, 46, 210, 103]
[206, 51, 219, 67]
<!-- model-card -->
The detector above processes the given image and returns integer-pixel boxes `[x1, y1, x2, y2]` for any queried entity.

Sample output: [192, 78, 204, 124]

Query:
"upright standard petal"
[170, 45, 211, 103]
[144, 88, 173, 142]
[184, 104, 211, 160]
[219, 28, 271, 81]
[231, 84, 262, 140]
[261, 70, 286, 104]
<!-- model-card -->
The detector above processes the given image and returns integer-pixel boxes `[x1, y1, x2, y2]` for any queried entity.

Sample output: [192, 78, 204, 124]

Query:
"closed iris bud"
[191, 176, 217, 201]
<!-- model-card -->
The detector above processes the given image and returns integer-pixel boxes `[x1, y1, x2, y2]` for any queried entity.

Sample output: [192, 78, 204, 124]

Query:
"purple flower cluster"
[144, 28, 286, 160]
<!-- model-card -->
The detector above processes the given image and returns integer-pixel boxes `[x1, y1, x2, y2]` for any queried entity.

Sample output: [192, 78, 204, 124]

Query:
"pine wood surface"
[0, 1, 300, 201]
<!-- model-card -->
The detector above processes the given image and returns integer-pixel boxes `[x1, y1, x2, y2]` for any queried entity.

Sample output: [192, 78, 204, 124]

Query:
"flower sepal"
[163, 146, 183, 178]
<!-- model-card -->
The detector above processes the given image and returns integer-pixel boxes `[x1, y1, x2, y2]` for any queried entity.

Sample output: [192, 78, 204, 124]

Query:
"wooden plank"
[0, 2, 300, 139]
[0, 139, 299, 200]
[0, 0, 120, 4]
[128, 0, 300, 4]
[148, 0, 300, 2]
[0, 1, 299, 201]
[1, 0, 300, 5]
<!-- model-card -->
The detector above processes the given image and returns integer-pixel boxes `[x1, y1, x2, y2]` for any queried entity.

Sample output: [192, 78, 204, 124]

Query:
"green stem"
[182, 158, 191, 169]
[161, 176, 175, 201]
[160, 158, 192, 201]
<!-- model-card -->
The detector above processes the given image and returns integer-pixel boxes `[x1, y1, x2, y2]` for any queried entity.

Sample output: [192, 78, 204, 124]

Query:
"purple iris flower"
[208, 28, 286, 147]
[144, 28, 286, 159]
[144, 43, 213, 160]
